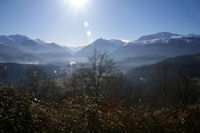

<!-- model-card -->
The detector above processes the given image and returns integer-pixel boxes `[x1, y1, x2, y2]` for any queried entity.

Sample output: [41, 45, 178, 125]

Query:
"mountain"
[0, 35, 72, 64]
[68, 46, 84, 55]
[114, 35, 200, 58]
[0, 41, 39, 64]
[0, 46, 38, 64]
[188, 33, 200, 38]
[127, 53, 200, 87]
[74, 38, 125, 61]
[109, 39, 127, 46]
[111, 32, 200, 68]
[137, 32, 180, 41]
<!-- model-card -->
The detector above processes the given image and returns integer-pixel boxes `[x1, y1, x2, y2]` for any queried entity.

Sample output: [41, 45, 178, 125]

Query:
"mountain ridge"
[1, 32, 200, 67]
[0, 34, 72, 64]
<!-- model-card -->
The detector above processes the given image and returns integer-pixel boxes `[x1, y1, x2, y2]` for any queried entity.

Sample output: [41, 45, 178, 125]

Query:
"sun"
[65, 0, 89, 9]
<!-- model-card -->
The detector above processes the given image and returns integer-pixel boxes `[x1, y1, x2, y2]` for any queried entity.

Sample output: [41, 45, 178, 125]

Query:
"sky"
[0, 0, 200, 47]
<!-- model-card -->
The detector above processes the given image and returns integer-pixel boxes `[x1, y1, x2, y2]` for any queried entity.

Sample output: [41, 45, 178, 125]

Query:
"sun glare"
[66, 0, 89, 9]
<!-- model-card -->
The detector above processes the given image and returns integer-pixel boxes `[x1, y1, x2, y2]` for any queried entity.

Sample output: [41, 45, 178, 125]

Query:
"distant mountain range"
[113, 32, 200, 59]
[74, 32, 200, 68]
[0, 35, 71, 64]
[111, 32, 200, 68]
[0, 32, 200, 68]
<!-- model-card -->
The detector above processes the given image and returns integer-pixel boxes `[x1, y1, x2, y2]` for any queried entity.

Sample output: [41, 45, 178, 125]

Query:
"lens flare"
[84, 21, 89, 27]
[87, 30, 92, 36]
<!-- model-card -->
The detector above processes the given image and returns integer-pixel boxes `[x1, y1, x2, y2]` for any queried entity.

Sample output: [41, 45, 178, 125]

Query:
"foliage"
[0, 84, 200, 133]
[1, 51, 200, 132]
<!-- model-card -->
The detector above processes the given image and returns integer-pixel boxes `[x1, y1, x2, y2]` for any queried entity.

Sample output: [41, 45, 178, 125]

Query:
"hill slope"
[127, 53, 200, 86]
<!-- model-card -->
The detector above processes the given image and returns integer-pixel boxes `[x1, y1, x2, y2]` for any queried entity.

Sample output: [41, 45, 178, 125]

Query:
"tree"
[68, 50, 119, 97]
[65, 67, 91, 96]
[175, 73, 200, 110]
[0, 65, 8, 83]
[88, 49, 117, 97]
[148, 63, 200, 107]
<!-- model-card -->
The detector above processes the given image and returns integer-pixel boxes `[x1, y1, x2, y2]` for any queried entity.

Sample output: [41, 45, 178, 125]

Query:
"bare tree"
[65, 67, 92, 96]
[88, 49, 116, 97]
[66, 50, 121, 98]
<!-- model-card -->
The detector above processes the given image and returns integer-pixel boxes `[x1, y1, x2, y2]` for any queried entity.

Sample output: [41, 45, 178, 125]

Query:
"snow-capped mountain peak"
[137, 32, 180, 41]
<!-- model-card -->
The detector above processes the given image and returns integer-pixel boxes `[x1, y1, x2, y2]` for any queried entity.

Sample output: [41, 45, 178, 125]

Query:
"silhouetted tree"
[0, 65, 8, 83]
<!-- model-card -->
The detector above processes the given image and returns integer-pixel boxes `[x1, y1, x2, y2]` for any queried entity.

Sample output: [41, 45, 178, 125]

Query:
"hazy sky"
[0, 0, 200, 46]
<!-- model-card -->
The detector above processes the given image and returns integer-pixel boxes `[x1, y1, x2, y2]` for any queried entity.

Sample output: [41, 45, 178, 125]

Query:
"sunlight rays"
[65, 0, 89, 10]
[63, 0, 93, 42]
